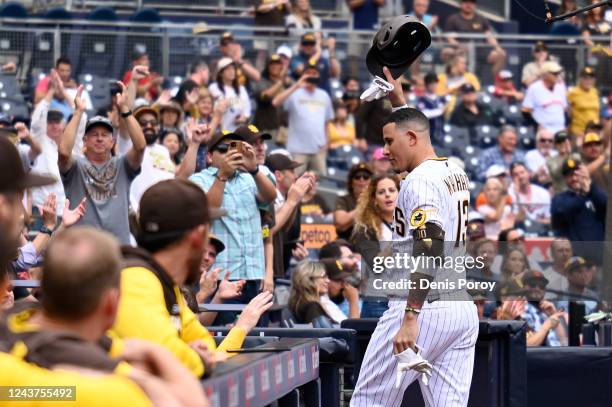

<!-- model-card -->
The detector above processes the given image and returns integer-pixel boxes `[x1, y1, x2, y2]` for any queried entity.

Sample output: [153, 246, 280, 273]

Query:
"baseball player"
[350, 67, 479, 407]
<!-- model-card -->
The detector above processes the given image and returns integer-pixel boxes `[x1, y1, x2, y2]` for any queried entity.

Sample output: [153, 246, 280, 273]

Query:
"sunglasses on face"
[353, 174, 371, 181]
[214, 143, 230, 154]
[139, 120, 158, 127]
[538, 138, 554, 144]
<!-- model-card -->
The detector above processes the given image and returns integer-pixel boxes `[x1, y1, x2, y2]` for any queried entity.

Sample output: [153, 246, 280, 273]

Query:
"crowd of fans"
[0, 0, 611, 405]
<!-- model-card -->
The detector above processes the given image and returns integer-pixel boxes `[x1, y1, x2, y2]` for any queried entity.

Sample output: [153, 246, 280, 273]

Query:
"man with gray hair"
[476, 125, 526, 182]
[58, 83, 146, 244]
[525, 128, 555, 183]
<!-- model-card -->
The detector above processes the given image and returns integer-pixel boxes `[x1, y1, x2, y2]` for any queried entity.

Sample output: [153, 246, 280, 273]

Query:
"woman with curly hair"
[288, 261, 335, 327]
[350, 173, 400, 317]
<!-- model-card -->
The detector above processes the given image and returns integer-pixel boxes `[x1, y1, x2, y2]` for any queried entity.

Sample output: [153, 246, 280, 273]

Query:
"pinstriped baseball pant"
[350, 300, 479, 407]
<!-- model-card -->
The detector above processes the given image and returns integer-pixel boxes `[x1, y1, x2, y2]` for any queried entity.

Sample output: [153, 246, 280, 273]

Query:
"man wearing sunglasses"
[522, 61, 568, 133]
[524, 128, 555, 184]
[189, 127, 276, 325]
[522, 270, 568, 347]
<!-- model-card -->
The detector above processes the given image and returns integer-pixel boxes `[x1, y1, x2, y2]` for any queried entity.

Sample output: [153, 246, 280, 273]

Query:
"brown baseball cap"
[206, 129, 246, 151]
[208, 233, 225, 254]
[561, 158, 581, 176]
[0, 137, 55, 192]
[134, 105, 159, 121]
[220, 31, 235, 46]
[522, 270, 549, 286]
[138, 179, 226, 240]
[265, 153, 303, 172]
[228, 124, 271, 146]
[320, 258, 352, 282]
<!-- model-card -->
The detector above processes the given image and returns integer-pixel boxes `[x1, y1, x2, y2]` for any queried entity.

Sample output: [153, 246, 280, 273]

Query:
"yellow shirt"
[327, 121, 355, 149]
[111, 266, 247, 377]
[0, 352, 151, 407]
[567, 86, 600, 136]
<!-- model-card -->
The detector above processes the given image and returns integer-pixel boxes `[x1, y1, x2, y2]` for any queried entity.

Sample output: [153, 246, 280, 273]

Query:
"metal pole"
[53, 25, 61, 64]
[162, 31, 169, 78]
[136, 0, 143, 8]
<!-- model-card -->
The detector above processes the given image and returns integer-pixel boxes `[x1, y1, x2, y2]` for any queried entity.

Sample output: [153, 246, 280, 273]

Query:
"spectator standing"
[189, 59, 210, 90]
[581, 0, 612, 87]
[477, 177, 515, 239]
[567, 67, 600, 141]
[254, 0, 290, 68]
[189, 130, 276, 321]
[546, 130, 581, 193]
[522, 271, 568, 346]
[122, 51, 162, 103]
[209, 58, 252, 132]
[551, 159, 607, 244]
[301, 174, 333, 220]
[370, 147, 392, 176]
[541, 238, 572, 299]
[173, 80, 200, 120]
[508, 162, 551, 226]
[522, 61, 568, 133]
[449, 83, 498, 127]
[217, 32, 261, 85]
[346, 0, 385, 30]
[354, 94, 393, 156]
[493, 70, 524, 103]
[328, 100, 356, 150]
[409, 0, 438, 31]
[129, 106, 176, 212]
[289, 33, 340, 95]
[285, 0, 321, 37]
[581, 132, 609, 190]
[436, 54, 480, 98]
[444, 0, 506, 77]
[334, 163, 372, 240]
[58, 85, 146, 245]
[252, 54, 292, 142]
[289, 261, 336, 327]
[417, 72, 446, 141]
[272, 65, 333, 175]
[524, 128, 555, 183]
[476, 126, 525, 181]
[522, 41, 553, 87]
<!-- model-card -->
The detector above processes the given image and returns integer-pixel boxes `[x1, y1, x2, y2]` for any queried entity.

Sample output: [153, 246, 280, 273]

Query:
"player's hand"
[382, 66, 407, 108]
[393, 315, 419, 355]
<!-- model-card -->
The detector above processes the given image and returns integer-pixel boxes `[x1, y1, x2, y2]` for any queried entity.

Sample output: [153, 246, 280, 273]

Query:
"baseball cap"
[276, 44, 293, 59]
[230, 124, 271, 146]
[0, 113, 11, 126]
[138, 179, 225, 240]
[267, 53, 282, 65]
[217, 57, 234, 72]
[366, 15, 431, 79]
[583, 132, 602, 145]
[134, 105, 159, 121]
[554, 130, 569, 144]
[220, 31, 234, 46]
[265, 153, 303, 172]
[132, 49, 148, 61]
[533, 41, 548, 52]
[580, 66, 596, 77]
[460, 83, 476, 94]
[320, 258, 352, 282]
[468, 288, 487, 301]
[85, 116, 114, 134]
[497, 279, 527, 298]
[485, 164, 508, 179]
[372, 147, 388, 161]
[565, 256, 589, 273]
[348, 162, 373, 179]
[47, 110, 64, 123]
[192, 22, 210, 35]
[541, 61, 563, 75]
[424, 72, 439, 85]
[522, 270, 549, 286]
[208, 233, 225, 254]
[206, 129, 245, 151]
[0, 137, 55, 192]
[301, 33, 316, 45]
[561, 158, 581, 176]
[498, 70, 513, 80]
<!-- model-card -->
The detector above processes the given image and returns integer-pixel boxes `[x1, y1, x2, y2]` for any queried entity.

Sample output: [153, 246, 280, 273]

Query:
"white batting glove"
[360, 76, 394, 102]
[395, 344, 433, 388]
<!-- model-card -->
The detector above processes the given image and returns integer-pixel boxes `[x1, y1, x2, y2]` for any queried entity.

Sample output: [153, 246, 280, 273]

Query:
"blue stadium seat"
[442, 124, 470, 145]
[325, 167, 348, 187]
[0, 75, 20, 94]
[475, 125, 498, 148]
[462, 145, 481, 178]
[501, 103, 523, 125]
[44, 7, 72, 21]
[87, 7, 118, 22]
[1, 98, 28, 118]
[0, 2, 27, 18]
[518, 126, 535, 150]
[129, 8, 162, 24]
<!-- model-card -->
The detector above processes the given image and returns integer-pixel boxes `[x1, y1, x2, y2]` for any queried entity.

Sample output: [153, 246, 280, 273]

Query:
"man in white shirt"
[542, 238, 571, 299]
[129, 106, 175, 212]
[524, 128, 556, 183]
[522, 61, 568, 133]
[509, 162, 551, 225]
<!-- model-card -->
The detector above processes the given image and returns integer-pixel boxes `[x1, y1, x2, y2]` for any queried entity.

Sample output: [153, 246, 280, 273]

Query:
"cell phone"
[229, 140, 244, 155]
[109, 82, 122, 97]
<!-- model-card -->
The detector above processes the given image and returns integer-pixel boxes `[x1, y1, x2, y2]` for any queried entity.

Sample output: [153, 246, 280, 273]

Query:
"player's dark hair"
[55, 56, 71, 67]
[383, 108, 430, 133]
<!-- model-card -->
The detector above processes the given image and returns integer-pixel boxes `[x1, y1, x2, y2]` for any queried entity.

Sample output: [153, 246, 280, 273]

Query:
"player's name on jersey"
[442, 172, 471, 195]
[372, 278, 496, 292]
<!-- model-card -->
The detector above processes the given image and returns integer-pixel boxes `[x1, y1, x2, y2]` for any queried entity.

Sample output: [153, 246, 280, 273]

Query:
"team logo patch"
[409, 208, 427, 228]
[248, 124, 260, 133]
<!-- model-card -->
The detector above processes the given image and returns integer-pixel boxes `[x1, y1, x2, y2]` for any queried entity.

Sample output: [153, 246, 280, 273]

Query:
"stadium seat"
[469, 180, 483, 203]
[501, 103, 523, 125]
[129, 8, 163, 24]
[522, 219, 552, 237]
[87, 7, 119, 22]
[43, 7, 72, 21]
[463, 145, 481, 178]
[0, 75, 20, 94]
[325, 167, 348, 187]
[1, 98, 28, 118]
[475, 125, 498, 148]
[518, 126, 535, 150]
[0, 2, 27, 19]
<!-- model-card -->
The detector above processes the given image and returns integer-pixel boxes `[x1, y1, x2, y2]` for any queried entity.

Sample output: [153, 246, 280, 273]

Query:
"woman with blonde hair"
[477, 177, 515, 240]
[350, 173, 400, 317]
[288, 261, 335, 327]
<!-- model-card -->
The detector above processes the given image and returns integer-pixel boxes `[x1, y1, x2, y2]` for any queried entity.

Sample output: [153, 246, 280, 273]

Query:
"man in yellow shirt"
[568, 67, 601, 140]
[112, 179, 273, 377]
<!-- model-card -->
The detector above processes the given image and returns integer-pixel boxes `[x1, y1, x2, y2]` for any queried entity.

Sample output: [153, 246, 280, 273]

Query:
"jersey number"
[394, 207, 406, 237]
[455, 199, 469, 247]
